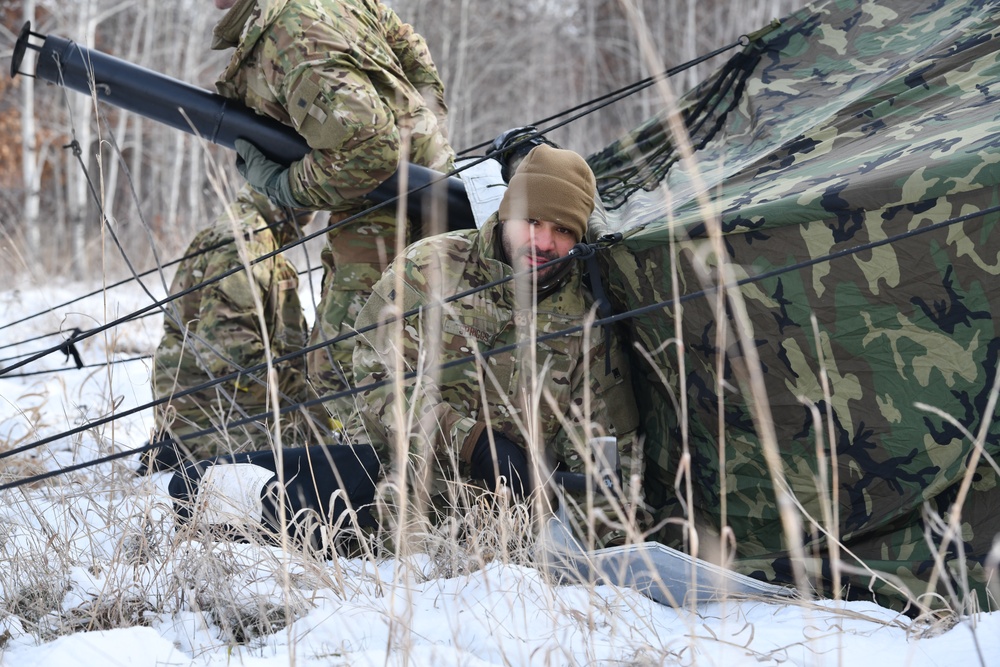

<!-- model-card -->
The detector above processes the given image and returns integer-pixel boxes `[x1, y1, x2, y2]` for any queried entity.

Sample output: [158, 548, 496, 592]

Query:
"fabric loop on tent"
[592, 43, 766, 211]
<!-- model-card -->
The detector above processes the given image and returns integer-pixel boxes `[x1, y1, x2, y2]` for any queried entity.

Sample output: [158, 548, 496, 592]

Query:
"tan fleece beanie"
[497, 145, 596, 240]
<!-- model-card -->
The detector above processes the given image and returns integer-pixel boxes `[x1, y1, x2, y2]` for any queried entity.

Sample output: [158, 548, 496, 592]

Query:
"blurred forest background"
[0, 0, 803, 282]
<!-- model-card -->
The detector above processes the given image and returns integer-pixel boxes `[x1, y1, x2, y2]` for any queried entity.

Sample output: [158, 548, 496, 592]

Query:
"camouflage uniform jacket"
[211, 0, 453, 210]
[153, 187, 309, 450]
[352, 213, 639, 494]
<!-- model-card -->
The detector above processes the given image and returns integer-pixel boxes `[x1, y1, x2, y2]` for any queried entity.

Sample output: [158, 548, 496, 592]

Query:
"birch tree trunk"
[100, 5, 146, 225]
[184, 6, 211, 241]
[63, 0, 98, 280]
[684, 0, 697, 90]
[20, 0, 42, 260]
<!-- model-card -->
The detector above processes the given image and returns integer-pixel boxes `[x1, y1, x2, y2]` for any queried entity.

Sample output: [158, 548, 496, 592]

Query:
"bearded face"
[500, 218, 577, 282]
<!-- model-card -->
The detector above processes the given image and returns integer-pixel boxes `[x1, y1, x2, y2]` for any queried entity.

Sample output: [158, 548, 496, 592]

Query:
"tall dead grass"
[2, 6, 996, 666]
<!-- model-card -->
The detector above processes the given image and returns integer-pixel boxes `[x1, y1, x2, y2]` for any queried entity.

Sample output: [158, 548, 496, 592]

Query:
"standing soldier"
[140, 186, 315, 473]
[209, 0, 455, 428]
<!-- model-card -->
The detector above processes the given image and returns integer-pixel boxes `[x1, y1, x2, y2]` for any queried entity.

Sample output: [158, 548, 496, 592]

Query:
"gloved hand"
[135, 433, 187, 475]
[468, 429, 531, 499]
[488, 126, 558, 183]
[234, 138, 304, 208]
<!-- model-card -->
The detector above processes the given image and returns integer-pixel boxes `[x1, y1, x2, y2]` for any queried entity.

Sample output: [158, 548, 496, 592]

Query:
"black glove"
[488, 126, 559, 183]
[135, 433, 187, 475]
[468, 429, 531, 498]
[234, 138, 304, 208]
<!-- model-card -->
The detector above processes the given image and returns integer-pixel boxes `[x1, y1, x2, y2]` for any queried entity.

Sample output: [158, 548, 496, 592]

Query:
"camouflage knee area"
[307, 245, 392, 420]
[306, 275, 379, 424]
[309, 265, 381, 356]
[326, 206, 401, 269]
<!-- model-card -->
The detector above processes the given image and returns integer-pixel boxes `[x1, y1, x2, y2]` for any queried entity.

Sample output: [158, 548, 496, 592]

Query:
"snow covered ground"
[1, 280, 998, 667]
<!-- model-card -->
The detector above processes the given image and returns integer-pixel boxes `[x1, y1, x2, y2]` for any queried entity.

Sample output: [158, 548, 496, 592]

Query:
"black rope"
[0, 214, 303, 339]
[2, 32, 753, 380]
[1, 39, 744, 343]
[464, 42, 752, 188]
[4, 196, 997, 490]
[0, 355, 151, 379]
[0, 243, 593, 462]
[484, 42, 755, 205]
[457, 37, 747, 156]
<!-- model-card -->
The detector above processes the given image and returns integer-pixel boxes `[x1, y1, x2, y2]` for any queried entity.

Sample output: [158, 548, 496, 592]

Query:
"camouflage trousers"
[306, 206, 402, 426]
[306, 146, 455, 427]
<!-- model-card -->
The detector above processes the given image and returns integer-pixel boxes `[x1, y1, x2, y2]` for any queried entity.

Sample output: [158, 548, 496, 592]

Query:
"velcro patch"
[288, 76, 324, 132]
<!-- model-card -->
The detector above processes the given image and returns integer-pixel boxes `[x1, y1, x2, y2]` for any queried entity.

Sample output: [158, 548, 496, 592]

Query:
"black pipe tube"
[14, 23, 474, 231]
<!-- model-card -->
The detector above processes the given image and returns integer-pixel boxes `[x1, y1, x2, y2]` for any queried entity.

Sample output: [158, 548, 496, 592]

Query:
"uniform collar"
[212, 0, 290, 90]
[211, 0, 259, 50]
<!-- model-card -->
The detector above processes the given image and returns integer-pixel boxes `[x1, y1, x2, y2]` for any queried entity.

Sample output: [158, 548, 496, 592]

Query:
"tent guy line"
[5, 198, 998, 490]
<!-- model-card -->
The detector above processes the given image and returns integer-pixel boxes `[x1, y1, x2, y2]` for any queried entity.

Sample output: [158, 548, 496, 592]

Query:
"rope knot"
[63, 139, 82, 157]
[569, 242, 596, 259]
[59, 327, 84, 369]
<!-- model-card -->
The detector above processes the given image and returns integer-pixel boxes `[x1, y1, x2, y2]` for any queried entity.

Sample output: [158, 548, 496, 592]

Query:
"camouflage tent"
[588, 0, 1000, 611]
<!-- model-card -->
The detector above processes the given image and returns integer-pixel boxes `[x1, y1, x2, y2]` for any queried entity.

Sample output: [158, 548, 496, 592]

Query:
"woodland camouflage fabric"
[349, 214, 641, 546]
[587, 0, 1000, 610]
[152, 187, 313, 458]
[211, 0, 455, 420]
